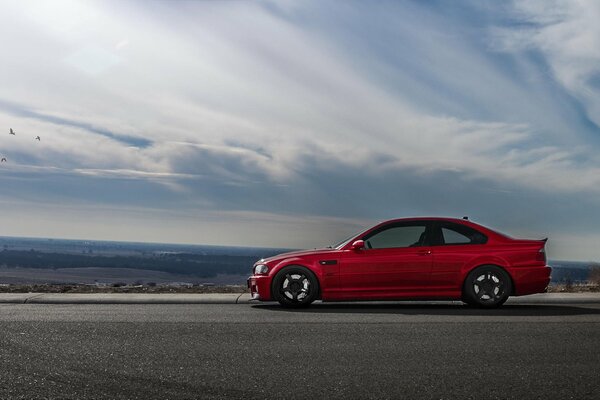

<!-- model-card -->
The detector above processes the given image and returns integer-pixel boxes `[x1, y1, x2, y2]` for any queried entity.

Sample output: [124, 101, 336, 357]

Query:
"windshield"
[331, 228, 367, 249]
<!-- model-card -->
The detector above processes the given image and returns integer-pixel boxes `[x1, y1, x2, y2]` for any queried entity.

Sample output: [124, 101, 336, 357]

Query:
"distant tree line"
[588, 266, 600, 285]
[549, 266, 594, 283]
[0, 250, 259, 277]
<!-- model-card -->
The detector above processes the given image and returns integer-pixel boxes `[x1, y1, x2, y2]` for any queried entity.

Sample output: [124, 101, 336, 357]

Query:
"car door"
[338, 221, 434, 299]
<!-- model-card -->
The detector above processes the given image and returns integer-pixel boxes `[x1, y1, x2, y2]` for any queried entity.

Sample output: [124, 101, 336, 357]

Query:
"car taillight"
[537, 246, 546, 263]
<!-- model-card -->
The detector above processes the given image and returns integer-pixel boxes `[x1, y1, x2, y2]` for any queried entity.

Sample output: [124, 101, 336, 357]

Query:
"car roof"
[378, 216, 472, 224]
[370, 217, 508, 240]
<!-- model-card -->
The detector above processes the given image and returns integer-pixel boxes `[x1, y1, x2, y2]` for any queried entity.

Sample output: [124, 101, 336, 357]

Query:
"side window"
[440, 223, 487, 245]
[364, 224, 427, 249]
[442, 228, 471, 244]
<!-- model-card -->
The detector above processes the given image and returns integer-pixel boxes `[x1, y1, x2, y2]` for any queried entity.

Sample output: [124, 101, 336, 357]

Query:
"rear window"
[439, 223, 487, 245]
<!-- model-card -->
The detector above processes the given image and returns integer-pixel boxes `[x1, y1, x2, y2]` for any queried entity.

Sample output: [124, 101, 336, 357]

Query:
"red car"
[248, 217, 551, 308]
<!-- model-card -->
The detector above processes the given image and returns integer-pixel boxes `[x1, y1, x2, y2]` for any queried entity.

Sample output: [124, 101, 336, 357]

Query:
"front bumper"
[247, 275, 272, 301]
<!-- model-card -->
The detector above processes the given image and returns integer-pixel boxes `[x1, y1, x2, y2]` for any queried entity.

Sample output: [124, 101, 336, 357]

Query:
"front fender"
[267, 259, 325, 300]
[269, 257, 324, 281]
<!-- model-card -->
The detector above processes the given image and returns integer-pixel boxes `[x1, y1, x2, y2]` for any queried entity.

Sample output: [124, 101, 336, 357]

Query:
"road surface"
[1, 299, 599, 399]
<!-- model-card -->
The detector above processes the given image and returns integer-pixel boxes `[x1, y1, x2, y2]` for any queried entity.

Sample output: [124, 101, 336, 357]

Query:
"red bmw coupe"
[248, 217, 551, 308]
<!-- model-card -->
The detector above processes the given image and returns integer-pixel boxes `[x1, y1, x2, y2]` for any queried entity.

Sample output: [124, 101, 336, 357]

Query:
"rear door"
[339, 221, 434, 298]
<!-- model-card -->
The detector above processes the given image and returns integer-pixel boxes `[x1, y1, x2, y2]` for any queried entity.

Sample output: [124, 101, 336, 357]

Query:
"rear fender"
[460, 255, 510, 277]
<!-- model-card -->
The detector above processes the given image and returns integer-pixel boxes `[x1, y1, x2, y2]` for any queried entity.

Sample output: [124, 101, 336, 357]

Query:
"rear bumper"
[247, 275, 272, 301]
[512, 265, 552, 296]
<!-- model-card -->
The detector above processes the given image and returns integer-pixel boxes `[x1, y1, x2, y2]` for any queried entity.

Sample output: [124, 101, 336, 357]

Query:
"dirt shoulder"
[547, 283, 600, 293]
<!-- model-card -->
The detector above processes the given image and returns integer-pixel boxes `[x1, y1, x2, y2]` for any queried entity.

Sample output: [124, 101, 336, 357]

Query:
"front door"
[338, 222, 433, 299]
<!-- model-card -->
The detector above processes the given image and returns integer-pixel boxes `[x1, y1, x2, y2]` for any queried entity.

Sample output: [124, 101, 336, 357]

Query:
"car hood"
[258, 248, 338, 264]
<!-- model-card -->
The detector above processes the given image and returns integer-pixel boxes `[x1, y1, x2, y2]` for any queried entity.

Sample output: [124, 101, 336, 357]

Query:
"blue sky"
[1, 0, 599, 260]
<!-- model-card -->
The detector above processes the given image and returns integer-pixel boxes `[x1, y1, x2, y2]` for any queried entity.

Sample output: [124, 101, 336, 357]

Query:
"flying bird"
[9, 128, 15, 135]
[35, 136, 41, 141]
[1, 157, 6, 162]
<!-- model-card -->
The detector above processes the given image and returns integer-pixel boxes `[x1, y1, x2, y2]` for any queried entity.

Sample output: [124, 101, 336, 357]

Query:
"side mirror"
[351, 240, 365, 250]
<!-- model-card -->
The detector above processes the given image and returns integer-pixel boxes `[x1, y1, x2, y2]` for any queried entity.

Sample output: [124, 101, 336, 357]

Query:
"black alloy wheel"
[272, 266, 319, 308]
[463, 265, 511, 308]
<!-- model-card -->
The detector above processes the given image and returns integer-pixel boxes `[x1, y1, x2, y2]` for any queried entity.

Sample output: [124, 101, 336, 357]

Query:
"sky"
[1, 0, 599, 260]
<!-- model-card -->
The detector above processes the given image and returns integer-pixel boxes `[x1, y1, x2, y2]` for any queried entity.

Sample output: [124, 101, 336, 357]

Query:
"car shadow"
[251, 302, 600, 316]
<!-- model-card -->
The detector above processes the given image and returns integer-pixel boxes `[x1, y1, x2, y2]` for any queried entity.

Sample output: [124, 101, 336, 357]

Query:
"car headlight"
[254, 264, 269, 275]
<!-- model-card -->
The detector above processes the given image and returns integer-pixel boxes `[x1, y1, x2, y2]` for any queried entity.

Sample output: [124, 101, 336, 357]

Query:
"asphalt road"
[1, 301, 599, 399]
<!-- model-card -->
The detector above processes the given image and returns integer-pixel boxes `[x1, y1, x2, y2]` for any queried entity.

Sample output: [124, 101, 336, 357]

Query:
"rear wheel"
[463, 265, 511, 308]
[272, 266, 319, 308]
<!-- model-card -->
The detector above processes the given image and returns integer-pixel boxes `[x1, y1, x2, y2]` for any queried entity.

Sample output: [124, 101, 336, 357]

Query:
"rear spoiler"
[538, 238, 548, 262]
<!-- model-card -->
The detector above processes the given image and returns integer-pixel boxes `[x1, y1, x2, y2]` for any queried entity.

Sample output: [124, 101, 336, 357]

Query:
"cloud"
[64, 45, 122, 75]
[0, 98, 152, 148]
[1, 0, 597, 193]
[490, 0, 600, 130]
[0, 0, 599, 258]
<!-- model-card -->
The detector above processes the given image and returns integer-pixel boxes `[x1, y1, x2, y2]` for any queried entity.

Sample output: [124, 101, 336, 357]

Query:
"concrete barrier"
[0, 292, 598, 304]
[506, 292, 600, 304]
[0, 293, 251, 304]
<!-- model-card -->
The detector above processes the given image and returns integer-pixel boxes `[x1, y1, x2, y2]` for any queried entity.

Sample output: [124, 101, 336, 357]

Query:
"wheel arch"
[462, 263, 516, 296]
[269, 263, 322, 300]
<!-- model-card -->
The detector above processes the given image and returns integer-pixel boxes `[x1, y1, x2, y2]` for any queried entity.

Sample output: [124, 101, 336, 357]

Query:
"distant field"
[0, 236, 289, 285]
[0, 267, 248, 286]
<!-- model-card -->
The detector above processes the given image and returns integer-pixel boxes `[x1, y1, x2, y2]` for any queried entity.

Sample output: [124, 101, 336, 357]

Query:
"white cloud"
[64, 46, 122, 75]
[1, 0, 598, 195]
[491, 0, 600, 128]
[1, 1, 600, 258]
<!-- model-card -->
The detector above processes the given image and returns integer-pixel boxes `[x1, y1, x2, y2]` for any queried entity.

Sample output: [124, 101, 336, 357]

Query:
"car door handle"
[418, 250, 432, 256]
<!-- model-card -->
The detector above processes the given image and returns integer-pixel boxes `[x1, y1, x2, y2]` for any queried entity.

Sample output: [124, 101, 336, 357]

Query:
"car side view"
[248, 217, 551, 308]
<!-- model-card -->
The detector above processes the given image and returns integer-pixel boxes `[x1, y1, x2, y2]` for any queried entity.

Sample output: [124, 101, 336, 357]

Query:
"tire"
[272, 266, 319, 308]
[462, 265, 511, 308]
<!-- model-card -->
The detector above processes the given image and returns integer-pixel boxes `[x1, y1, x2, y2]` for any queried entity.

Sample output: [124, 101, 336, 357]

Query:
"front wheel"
[463, 266, 511, 308]
[272, 266, 319, 308]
